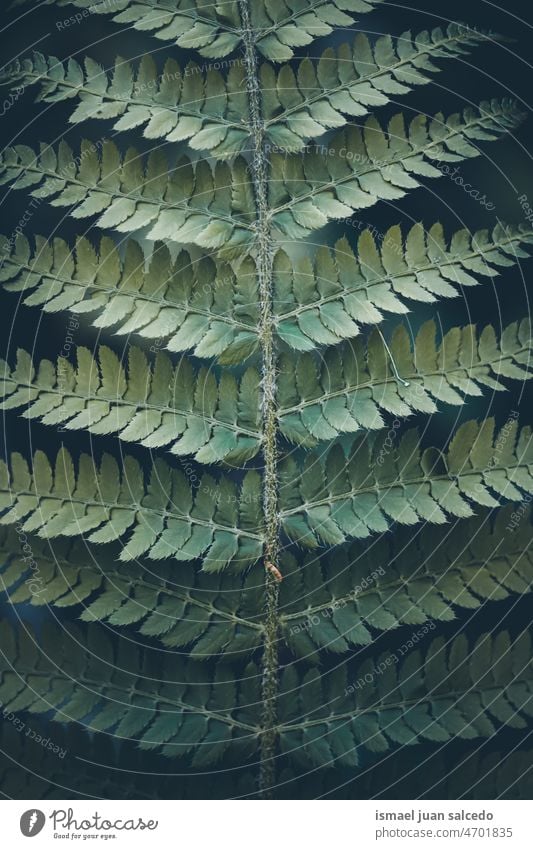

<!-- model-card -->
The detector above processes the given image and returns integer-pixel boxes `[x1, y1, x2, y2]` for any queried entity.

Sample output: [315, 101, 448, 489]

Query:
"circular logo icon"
[20, 810, 46, 837]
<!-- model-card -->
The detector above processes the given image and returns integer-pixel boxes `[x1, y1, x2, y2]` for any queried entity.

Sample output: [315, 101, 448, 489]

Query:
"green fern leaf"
[10, 0, 243, 58]
[3, 53, 250, 157]
[264, 24, 496, 149]
[0, 236, 261, 362]
[279, 505, 533, 655]
[0, 620, 261, 763]
[0, 715, 260, 798]
[277, 319, 533, 444]
[251, 0, 383, 60]
[271, 101, 524, 236]
[0, 449, 264, 570]
[0, 143, 254, 250]
[0, 345, 262, 464]
[278, 628, 533, 768]
[272, 223, 533, 350]
[280, 419, 533, 546]
[0, 718, 159, 799]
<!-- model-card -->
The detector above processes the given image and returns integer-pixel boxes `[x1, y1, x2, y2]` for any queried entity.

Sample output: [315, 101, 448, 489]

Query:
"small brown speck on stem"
[265, 561, 283, 582]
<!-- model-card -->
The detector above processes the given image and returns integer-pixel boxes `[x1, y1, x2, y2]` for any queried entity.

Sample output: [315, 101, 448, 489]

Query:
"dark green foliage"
[0, 620, 261, 764]
[279, 506, 533, 655]
[0, 143, 255, 251]
[2, 619, 532, 772]
[0, 0, 532, 800]
[277, 628, 533, 768]
[272, 224, 533, 350]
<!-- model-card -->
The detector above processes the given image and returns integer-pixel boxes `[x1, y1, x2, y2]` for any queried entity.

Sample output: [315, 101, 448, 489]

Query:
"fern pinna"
[0, 0, 532, 799]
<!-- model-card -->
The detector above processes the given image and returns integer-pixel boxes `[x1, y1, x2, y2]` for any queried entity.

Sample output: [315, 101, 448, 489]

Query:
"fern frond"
[0, 236, 261, 363]
[0, 449, 264, 570]
[0, 528, 264, 656]
[5, 25, 492, 155]
[7, 505, 531, 659]
[263, 24, 496, 149]
[12, 0, 383, 61]
[280, 419, 533, 546]
[278, 505, 533, 655]
[0, 346, 262, 464]
[3, 53, 250, 157]
[10, 0, 243, 58]
[0, 620, 261, 763]
[277, 628, 533, 768]
[270, 101, 524, 236]
[0, 143, 254, 250]
[3, 0, 533, 797]
[273, 223, 533, 350]
[251, 0, 383, 61]
[4, 225, 530, 360]
[277, 319, 533, 444]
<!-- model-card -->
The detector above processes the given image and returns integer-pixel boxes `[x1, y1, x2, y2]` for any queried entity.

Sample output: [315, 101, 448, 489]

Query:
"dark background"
[0, 0, 532, 799]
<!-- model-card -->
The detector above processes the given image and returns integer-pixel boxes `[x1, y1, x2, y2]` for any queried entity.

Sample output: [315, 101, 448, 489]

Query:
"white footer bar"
[2, 799, 532, 848]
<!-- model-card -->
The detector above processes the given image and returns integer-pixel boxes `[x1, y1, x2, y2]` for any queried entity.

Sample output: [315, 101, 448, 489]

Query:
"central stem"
[239, 0, 280, 799]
